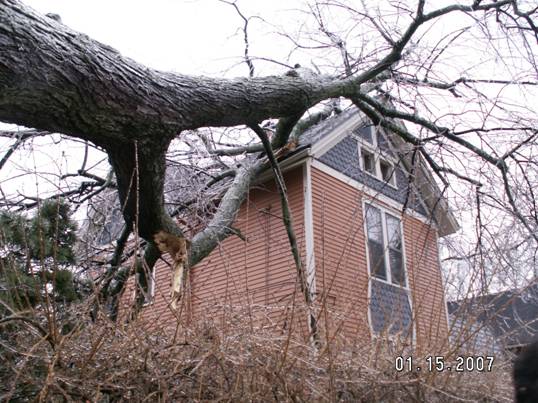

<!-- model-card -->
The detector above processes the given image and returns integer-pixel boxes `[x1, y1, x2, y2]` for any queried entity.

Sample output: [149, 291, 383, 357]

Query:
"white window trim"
[358, 141, 398, 189]
[303, 159, 316, 296]
[379, 157, 397, 187]
[141, 267, 156, 306]
[358, 145, 376, 175]
[363, 200, 408, 290]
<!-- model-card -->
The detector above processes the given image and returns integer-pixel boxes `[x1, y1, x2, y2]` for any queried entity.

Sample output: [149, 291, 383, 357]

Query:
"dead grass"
[0, 302, 514, 402]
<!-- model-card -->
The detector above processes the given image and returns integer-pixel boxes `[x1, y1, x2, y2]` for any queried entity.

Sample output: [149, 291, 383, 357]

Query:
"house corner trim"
[303, 158, 316, 297]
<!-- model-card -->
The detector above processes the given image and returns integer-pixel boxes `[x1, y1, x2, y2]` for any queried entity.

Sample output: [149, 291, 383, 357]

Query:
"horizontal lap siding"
[311, 166, 449, 349]
[311, 167, 370, 340]
[136, 167, 306, 330]
[403, 215, 449, 352]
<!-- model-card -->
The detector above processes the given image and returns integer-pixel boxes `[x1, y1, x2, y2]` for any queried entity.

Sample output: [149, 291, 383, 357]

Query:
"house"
[128, 107, 458, 351]
[448, 284, 538, 355]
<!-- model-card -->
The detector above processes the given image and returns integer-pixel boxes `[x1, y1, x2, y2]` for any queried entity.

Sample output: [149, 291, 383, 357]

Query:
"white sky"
[23, 0, 304, 75]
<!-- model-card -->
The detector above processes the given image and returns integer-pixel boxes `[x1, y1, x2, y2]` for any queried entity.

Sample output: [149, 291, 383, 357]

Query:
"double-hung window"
[364, 203, 406, 286]
[365, 202, 412, 339]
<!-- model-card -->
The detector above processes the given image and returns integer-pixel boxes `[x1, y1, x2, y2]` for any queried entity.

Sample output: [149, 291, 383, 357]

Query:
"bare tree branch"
[219, 0, 257, 77]
[249, 122, 319, 343]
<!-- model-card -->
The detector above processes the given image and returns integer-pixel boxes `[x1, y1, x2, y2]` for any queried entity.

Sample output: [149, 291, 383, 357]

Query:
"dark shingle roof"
[448, 285, 538, 348]
[298, 107, 358, 147]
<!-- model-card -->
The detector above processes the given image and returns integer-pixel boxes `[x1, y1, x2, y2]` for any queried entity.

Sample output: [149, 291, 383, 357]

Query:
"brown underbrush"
[0, 303, 513, 402]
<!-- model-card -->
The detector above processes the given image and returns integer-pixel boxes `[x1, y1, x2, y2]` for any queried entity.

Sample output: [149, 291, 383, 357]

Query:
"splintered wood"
[153, 230, 190, 309]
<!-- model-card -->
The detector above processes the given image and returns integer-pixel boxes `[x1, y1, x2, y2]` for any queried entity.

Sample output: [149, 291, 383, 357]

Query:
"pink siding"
[310, 166, 449, 350]
[131, 167, 306, 331]
[310, 166, 370, 341]
[403, 214, 449, 352]
[122, 163, 448, 352]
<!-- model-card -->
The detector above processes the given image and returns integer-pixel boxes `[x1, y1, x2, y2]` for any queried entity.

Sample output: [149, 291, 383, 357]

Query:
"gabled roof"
[448, 285, 538, 348]
[296, 106, 459, 236]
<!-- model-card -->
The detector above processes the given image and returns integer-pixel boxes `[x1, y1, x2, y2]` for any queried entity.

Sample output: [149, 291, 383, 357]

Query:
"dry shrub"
[1, 302, 514, 402]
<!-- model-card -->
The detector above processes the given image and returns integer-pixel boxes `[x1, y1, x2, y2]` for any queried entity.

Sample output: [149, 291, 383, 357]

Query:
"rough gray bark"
[0, 1, 350, 144]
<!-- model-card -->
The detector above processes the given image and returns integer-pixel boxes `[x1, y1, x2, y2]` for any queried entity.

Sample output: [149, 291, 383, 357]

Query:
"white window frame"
[359, 146, 377, 176]
[138, 267, 156, 306]
[364, 201, 415, 344]
[379, 157, 397, 187]
[363, 201, 408, 289]
[355, 125, 398, 188]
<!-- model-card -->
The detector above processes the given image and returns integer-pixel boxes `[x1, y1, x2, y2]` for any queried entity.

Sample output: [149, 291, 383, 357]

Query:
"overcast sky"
[22, 0, 303, 75]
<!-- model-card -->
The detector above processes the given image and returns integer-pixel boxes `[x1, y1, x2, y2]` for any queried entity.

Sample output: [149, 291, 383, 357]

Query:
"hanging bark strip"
[154, 231, 191, 308]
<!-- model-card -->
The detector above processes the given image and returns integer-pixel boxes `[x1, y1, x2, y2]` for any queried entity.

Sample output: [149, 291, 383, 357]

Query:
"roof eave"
[254, 146, 311, 185]
[415, 164, 460, 237]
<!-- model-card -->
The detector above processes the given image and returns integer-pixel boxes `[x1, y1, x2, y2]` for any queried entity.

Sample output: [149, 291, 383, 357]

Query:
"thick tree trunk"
[106, 143, 180, 240]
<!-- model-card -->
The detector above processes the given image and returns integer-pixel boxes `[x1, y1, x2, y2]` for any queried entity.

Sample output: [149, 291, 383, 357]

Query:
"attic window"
[361, 149, 376, 175]
[379, 159, 396, 186]
[358, 144, 397, 188]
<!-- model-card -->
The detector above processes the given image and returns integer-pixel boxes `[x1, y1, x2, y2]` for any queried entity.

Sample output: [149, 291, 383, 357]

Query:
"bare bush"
[1, 300, 514, 402]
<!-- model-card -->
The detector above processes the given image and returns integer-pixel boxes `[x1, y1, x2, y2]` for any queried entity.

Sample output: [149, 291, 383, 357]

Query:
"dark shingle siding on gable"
[318, 134, 427, 216]
[370, 279, 413, 336]
[449, 316, 503, 355]
[319, 135, 362, 180]
[354, 125, 374, 144]
[353, 125, 392, 156]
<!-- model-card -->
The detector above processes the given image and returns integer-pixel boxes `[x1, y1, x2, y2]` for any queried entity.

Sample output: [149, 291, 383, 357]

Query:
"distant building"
[448, 285, 538, 355]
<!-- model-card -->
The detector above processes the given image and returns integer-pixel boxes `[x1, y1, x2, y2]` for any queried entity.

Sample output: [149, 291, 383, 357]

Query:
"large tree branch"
[0, 0, 530, 275]
[4, 0, 487, 146]
[0, 0, 521, 152]
[0, 0, 353, 148]
[0, 0, 356, 246]
[189, 157, 266, 266]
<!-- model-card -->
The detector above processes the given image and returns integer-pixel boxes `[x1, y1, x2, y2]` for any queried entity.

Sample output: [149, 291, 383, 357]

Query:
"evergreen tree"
[0, 199, 78, 312]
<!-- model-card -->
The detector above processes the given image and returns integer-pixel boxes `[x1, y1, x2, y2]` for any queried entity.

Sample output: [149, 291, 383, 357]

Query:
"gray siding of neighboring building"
[448, 286, 538, 354]
[449, 316, 503, 355]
